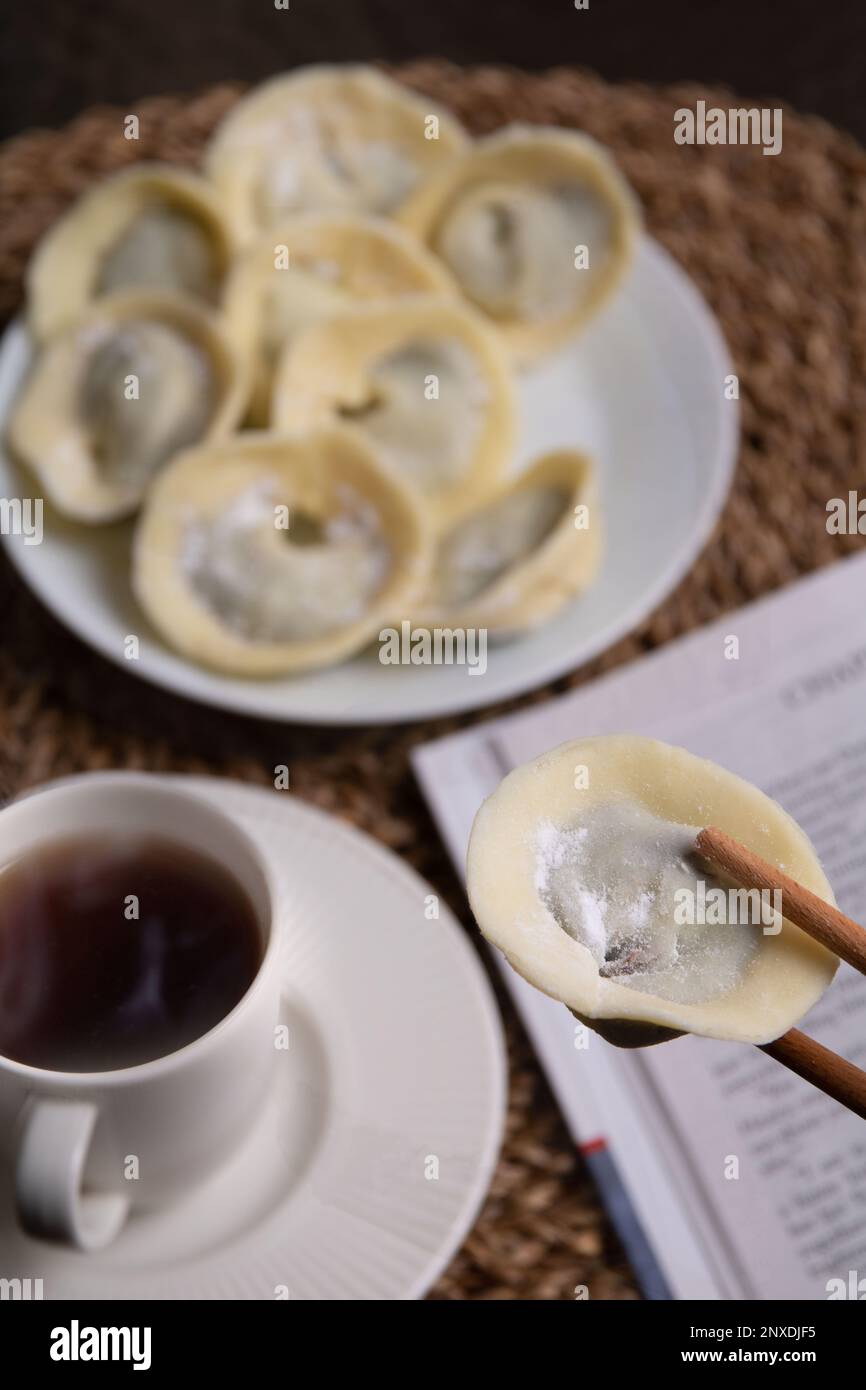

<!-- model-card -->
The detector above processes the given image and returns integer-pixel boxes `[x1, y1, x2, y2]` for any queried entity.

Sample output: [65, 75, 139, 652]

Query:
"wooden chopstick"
[695, 825, 866, 1121]
[696, 825, 866, 975]
[759, 1028, 866, 1121]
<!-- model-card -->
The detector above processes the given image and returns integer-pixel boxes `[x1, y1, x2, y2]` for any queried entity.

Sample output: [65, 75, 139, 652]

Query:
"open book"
[413, 551, 866, 1300]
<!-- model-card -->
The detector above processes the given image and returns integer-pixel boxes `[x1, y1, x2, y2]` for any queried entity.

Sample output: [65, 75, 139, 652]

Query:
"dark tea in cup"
[0, 835, 264, 1072]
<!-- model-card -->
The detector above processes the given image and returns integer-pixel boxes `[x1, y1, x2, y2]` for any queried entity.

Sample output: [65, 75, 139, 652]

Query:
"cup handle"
[15, 1099, 129, 1251]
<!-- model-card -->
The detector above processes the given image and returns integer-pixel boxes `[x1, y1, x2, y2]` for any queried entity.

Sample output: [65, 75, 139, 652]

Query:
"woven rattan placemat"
[1, 62, 864, 1299]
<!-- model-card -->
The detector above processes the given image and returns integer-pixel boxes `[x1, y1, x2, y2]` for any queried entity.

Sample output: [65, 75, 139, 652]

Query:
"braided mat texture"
[1, 62, 865, 1300]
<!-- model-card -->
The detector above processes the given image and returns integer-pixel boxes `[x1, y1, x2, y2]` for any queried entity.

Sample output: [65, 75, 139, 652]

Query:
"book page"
[624, 744, 866, 1299]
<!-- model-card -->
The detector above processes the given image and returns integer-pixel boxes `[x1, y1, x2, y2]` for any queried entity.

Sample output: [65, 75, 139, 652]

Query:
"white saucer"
[0, 776, 506, 1299]
[0, 237, 737, 724]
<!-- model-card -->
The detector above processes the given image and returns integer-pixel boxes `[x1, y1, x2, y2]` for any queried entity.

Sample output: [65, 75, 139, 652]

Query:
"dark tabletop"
[3, 0, 866, 145]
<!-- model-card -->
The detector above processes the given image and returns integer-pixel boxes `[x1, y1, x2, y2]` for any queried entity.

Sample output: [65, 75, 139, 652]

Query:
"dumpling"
[271, 298, 516, 525]
[27, 165, 236, 341]
[204, 65, 468, 240]
[411, 449, 600, 633]
[468, 735, 838, 1047]
[132, 428, 432, 676]
[7, 291, 247, 523]
[222, 212, 456, 422]
[399, 125, 641, 362]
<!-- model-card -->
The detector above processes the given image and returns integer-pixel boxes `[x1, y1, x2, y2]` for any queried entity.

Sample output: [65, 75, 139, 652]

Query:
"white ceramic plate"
[0, 775, 506, 1300]
[0, 238, 736, 724]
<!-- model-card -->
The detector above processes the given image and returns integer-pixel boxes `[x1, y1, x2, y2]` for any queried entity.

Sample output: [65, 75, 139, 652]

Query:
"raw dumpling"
[27, 165, 236, 341]
[468, 735, 838, 1046]
[7, 291, 247, 522]
[204, 65, 468, 240]
[400, 125, 641, 362]
[271, 298, 516, 526]
[411, 449, 600, 633]
[133, 428, 432, 676]
[222, 213, 456, 421]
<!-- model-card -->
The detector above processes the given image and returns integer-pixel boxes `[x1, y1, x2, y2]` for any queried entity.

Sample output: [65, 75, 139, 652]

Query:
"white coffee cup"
[0, 772, 281, 1251]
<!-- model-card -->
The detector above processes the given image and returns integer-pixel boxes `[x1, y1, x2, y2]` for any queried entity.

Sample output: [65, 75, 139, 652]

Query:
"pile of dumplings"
[8, 65, 641, 677]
